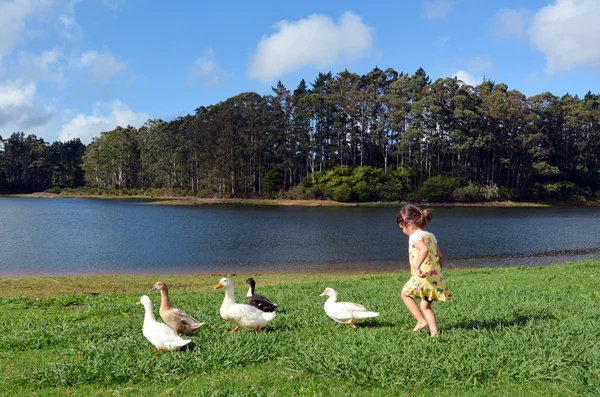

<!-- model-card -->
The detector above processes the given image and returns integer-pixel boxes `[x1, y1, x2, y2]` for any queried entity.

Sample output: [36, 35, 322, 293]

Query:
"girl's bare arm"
[413, 240, 428, 277]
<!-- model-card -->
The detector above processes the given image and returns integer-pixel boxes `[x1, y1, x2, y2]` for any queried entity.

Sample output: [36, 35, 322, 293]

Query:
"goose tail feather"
[165, 339, 192, 351]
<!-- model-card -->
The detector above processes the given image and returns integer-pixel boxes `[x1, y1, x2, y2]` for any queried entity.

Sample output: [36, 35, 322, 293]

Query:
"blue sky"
[1, 0, 599, 144]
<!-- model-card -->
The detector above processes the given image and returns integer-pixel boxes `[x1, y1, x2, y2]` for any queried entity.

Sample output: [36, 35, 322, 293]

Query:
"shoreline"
[4, 192, 560, 207]
[3, 260, 597, 298]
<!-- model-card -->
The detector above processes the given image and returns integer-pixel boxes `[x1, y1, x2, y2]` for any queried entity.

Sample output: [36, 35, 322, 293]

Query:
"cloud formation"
[58, 100, 150, 144]
[491, 1, 600, 74]
[0, 79, 35, 108]
[248, 12, 374, 83]
[422, 1, 455, 20]
[454, 70, 484, 87]
[74, 50, 127, 85]
[10, 49, 65, 85]
[188, 47, 221, 87]
[489, 8, 531, 40]
[0, 79, 54, 132]
[0, 0, 38, 59]
[528, 0, 600, 74]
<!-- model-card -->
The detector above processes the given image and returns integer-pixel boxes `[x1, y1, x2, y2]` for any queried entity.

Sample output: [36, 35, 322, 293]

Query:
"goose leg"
[347, 318, 357, 328]
[228, 326, 240, 334]
[256, 326, 264, 333]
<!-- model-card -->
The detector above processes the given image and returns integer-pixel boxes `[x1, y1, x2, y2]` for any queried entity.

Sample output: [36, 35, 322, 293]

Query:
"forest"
[1, 67, 599, 202]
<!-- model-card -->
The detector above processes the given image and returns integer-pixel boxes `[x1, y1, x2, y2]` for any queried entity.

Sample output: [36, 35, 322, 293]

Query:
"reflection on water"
[0, 197, 599, 276]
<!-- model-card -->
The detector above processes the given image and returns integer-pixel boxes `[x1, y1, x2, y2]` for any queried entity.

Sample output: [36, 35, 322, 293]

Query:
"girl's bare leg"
[402, 293, 428, 331]
[420, 300, 438, 336]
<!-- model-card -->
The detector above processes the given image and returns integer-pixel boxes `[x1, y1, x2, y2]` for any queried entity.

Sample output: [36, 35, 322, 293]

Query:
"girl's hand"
[416, 267, 426, 277]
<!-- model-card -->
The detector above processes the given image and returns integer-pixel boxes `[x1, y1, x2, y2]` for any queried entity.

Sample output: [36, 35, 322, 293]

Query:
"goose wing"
[144, 321, 185, 346]
[336, 301, 368, 313]
[248, 293, 277, 312]
[227, 303, 275, 327]
[170, 307, 202, 326]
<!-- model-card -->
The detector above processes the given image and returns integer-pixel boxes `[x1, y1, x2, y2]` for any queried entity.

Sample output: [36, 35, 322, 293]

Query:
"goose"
[137, 295, 192, 352]
[149, 281, 204, 335]
[320, 288, 379, 328]
[245, 277, 277, 312]
[214, 277, 276, 333]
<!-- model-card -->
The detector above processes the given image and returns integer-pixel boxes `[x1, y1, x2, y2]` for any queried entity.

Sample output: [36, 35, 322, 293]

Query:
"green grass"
[1, 263, 599, 396]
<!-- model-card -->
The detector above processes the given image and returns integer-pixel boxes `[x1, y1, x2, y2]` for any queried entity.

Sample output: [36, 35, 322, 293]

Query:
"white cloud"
[528, 0, 600, 74]
[188, 47, 220, 87]
[10, 49, 65, 85]
[489, 8, 532, 40]
[0, 0, 36, 58]
[248, 11, 374, 83]
[0, 79, 54, 132]
[73, 50, 126, 84]
[58, 100, 150, 143]
[58, 0, 83, 41]
[454, 70, 484, 86]
[0, 0, 80, 59]
[0, 79, 35, 107]
[422, 1, 455, 20]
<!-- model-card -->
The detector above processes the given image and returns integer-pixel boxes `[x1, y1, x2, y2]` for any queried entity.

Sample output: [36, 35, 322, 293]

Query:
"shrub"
[497, 186, 518, 201]
[309, 185, 328, 200]
[263, 169, 282, 197]
[452, 183, 483, 202]
[353, 181, 376, 202]
[481, 184, 500, 201]
[332, 184, 352, 202]
[322, 166, 352, 191]
[417, 175, 459, 202]
[284, 184, 312, 200]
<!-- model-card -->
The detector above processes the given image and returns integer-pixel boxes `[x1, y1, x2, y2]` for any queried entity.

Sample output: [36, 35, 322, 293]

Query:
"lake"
[1, 197, 599, 277]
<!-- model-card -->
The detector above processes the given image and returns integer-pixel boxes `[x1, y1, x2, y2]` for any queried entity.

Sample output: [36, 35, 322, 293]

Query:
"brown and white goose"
[149, 281, 204, 335]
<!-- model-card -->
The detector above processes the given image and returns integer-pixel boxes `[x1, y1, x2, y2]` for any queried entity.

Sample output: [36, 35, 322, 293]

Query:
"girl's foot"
[412, 321, 428, 332]
[429, 331, 439, 338]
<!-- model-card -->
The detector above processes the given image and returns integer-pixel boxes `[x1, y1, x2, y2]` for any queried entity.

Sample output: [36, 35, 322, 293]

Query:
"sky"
[1, 0, 600, 145]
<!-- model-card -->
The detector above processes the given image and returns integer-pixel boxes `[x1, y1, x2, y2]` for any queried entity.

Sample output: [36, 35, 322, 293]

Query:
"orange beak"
[214, 282, 223, 290]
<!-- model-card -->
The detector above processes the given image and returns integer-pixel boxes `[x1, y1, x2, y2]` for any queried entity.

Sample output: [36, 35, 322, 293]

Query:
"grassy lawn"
[1, 262, 599, 396]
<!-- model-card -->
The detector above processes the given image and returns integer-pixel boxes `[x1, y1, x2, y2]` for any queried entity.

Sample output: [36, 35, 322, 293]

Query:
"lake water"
[1, 197, 599, 277]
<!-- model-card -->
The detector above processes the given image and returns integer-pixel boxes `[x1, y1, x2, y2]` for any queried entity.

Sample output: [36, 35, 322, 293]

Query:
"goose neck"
[160, 289, 173, 308]
[325, 294, 337, 305]
[222, 284, 236, 304]
[143, 302, 157, 322]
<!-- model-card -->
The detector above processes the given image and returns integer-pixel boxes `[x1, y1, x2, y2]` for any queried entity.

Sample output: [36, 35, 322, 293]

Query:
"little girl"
[397, 203, 451, 337]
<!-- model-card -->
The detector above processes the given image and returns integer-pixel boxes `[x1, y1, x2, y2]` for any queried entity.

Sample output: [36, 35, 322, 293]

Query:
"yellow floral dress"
[402, 231, 451, 302]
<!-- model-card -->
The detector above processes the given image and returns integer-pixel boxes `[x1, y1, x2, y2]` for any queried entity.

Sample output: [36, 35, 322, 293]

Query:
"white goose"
[320, 288, 379, 328]
[214, 277, 276, 333]
[137, 295, 192, 352]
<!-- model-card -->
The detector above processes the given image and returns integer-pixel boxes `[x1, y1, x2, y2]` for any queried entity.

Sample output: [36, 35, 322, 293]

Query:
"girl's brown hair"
[396, 203, 432, 228]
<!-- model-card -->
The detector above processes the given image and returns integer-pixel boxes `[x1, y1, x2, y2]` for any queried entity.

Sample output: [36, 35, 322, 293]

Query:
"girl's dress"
[402, 231, 451, 302]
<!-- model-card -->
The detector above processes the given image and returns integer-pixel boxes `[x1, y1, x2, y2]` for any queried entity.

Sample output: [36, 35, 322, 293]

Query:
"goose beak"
[319, 290, 326, 296]
[136, 301, 141, 305]
[149, 286, 157, 292]
[214, 282, 223, 290]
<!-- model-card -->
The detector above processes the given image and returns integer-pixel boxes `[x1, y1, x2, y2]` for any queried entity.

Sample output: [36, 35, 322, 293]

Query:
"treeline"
[2, 66, 600, 201]
[0, 133, 85, 193]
